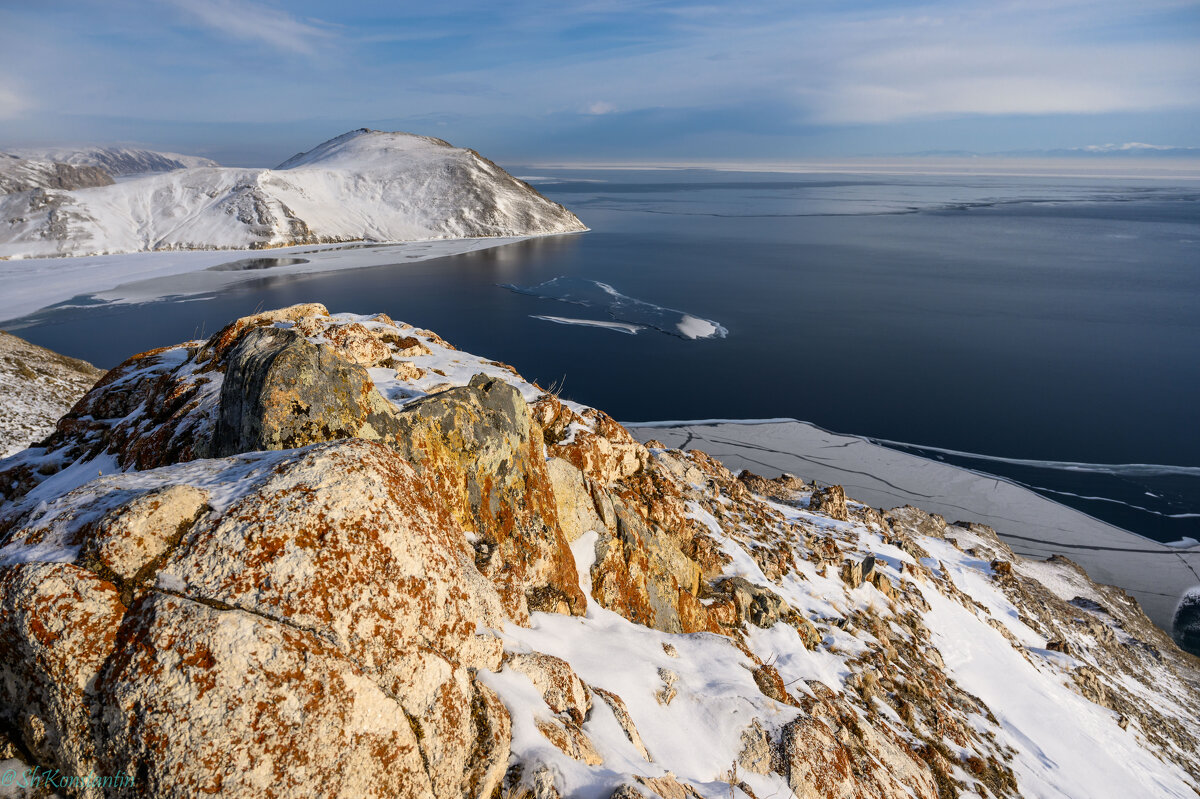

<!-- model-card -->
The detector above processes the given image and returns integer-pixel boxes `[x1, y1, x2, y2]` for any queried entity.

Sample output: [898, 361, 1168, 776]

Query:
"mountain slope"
[7, 145, 219, 176]
[0, 153, 113, 194]
[0, 130, 585, 258]
[0, 331, 104, 457]
[0, 305, 1196, 799]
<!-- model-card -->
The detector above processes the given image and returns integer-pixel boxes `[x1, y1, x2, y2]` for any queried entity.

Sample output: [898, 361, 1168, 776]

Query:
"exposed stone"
[593, 686, 652, 761]
[214, 326, 403, 456]
[752, 663, 799, 706]
[463, 678, 513, 799]
[776, 710, 939, 799]
[655, 668, 679, 706]
[390, 374, 586, 621]
[736, 720, 776, 774]
[808, 485, 848, 521]
[160, 440, 506, 798]
[81, 484, 210, 582]
[545, 457, 607, 542]
[534, 717, 603, 765]
[507, 652, 592, 725]
[93, 592, 434, 799]
[707, 576, 790, 632]
[633, 773, 704, 799]
[885, 505, 948, 540]
[0, 563, 126, 785]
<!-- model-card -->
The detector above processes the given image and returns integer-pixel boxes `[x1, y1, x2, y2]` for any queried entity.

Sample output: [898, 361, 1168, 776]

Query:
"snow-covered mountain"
[0, 305, 1197, 798]
[0, 130, 586, 259]
[7, 145, 219, 176]
[0, 153, 114, 194]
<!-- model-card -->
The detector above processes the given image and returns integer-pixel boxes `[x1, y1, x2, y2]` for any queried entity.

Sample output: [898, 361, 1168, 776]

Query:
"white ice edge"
[529, 315, 643, 334]
[0, 234, 569, 325]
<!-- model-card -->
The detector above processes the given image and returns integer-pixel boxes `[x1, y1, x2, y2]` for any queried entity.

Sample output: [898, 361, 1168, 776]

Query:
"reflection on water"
[207, 257, 310, 272]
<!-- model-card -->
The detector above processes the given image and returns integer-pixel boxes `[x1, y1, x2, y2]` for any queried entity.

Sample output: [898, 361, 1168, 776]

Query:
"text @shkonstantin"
[2, 766, 135, 790]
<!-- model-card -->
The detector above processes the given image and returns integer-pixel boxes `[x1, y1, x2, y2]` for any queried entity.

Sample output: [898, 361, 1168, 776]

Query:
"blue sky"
[1, 0, 1197, 165]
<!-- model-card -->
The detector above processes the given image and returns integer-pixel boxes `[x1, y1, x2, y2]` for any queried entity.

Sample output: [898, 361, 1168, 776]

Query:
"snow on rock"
[0, 330, 104, 457]
[7, 145, 220, 176]
[0, 130, 586, 259]
[0, 153, 113, 195]
[0, 305, 1197, 798]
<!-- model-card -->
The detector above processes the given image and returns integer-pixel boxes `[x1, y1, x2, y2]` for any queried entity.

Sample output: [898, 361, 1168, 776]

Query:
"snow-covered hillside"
[0, 331, 103, 457]
[0, 153, 114, 194]
[7, 145, 219, 176]
[0, 130, 586, 258]
[0, 305, 1196, 799]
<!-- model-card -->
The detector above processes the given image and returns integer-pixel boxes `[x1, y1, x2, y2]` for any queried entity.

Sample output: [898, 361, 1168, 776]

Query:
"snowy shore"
[0, 237, 542, 325]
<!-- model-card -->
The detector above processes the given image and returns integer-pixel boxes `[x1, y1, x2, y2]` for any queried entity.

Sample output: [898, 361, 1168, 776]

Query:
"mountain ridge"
[0, 130, 586, 259]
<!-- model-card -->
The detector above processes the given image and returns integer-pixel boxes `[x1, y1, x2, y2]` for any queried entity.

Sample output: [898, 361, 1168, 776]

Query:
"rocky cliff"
[0, 130, 586, 259]
[0, 306, 1196, 798]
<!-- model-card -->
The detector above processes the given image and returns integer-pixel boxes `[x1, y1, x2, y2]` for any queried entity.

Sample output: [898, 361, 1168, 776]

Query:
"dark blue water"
[7, 169, 1200, 543]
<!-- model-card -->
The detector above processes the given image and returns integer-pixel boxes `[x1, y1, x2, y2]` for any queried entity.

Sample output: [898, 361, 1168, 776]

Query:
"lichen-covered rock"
[80, 485, 210, 582]
[214, 326, 403, 455]
[544, 457, 607, 543]
[4, 307, 1199, 799]
[0, 563, 125, 789]
[506, 652, 592, 725]
[390, 374, 586, 621]
[93, 592, 434, 799]
[160, 440, 506, 798]
[808, 484, 848, 521]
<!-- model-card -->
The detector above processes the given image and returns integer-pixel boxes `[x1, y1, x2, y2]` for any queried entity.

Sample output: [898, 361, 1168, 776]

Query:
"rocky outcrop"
[0, 306, 1197, 799]
[0, 155, 114, 195]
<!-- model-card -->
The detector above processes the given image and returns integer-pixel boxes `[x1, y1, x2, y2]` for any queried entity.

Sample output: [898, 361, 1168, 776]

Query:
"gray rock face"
[710, 575, 790, 628]
[214, 326, 402, 456]
[8, 146, 219, 176]
[0, 156, 114, 195]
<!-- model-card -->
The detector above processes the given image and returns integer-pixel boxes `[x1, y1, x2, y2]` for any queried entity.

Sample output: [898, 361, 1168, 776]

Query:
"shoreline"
[625, 418, 1200, 635]
[0, 233, 588, 327]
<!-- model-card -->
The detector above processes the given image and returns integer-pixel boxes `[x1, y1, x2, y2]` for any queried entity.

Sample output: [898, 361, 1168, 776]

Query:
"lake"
[8, 168, 1200, 544]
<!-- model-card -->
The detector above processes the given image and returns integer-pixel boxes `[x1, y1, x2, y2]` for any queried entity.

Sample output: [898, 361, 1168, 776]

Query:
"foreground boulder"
[0, 305, 1197, 799]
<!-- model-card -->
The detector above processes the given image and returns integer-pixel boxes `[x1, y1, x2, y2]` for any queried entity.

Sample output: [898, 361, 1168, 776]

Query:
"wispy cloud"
[584, 101, 617, 115]
[1, 0, 1197, 158]
[166, 0, 335, 55]
[0, 83, 29, 121]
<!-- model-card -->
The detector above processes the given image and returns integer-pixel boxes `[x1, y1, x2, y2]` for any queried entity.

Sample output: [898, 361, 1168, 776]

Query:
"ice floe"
[502, 276, 728, 340]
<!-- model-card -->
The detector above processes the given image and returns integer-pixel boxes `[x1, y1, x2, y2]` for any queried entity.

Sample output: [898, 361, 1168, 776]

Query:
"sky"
[0, 0, 1198, 166]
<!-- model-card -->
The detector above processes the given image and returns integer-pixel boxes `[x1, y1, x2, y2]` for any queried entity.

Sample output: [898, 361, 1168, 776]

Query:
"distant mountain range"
[6, 145, 219, 176]
[0, 130, 585, 259]
[904, 143, 1200, 158]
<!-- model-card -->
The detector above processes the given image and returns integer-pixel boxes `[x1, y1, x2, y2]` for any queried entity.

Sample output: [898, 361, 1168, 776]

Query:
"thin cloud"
[585, 101, 618, 115]
[166, 0, 335, 55]
[0, 84, 29, 121]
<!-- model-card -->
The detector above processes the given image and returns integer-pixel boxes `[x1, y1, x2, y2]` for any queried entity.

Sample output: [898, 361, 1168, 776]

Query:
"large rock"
[390, 374, 585, 621]
[0, 440, 514, 799]
[214, 326, 403, 455]
[0, 563, 126, 785]
[94, 592, 434, 799]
